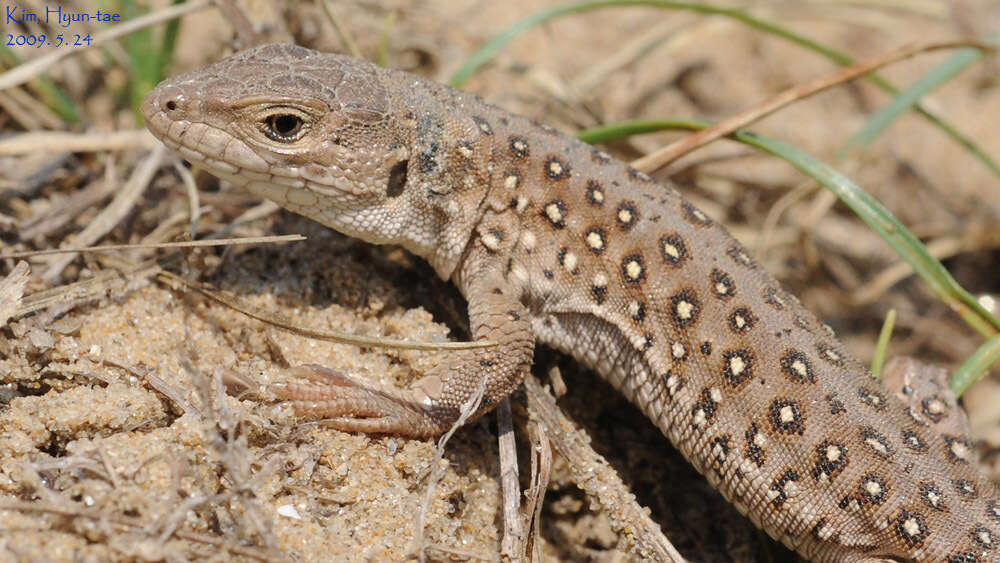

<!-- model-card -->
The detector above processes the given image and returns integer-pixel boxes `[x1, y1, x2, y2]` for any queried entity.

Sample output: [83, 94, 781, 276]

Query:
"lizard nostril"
[165, 100, 178, 111]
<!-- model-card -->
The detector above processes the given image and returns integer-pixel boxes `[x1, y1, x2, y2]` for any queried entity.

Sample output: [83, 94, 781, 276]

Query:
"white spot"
[627, 300, 643, 320]
[625, 260, 643, 280]
[545, 202, 564, 224]
[978, 530, 993, 546]
[693, 408, 706, 427]
[459, 144, 474, 157]
[662, 241, 680, 260]
[671, 342, 686, 359]
[926, 399, 945, 415]
[666, 373, 681, 395]
[618, 207, 634, 224]
[586, 231, 605, 251]
[515, 196, 529, 214]
[925, 489, 941, 507]
[779, 406, 796, 424]
[715, 282, 729, 295]
[902, 517, 921, 538]
[548, 160, 563, 176]
[520, 231, 536, 252]
[563, 252, 578, 273]
[826, 445, 841, 462]
[676, 300, 694, 319]
[733, 314, 746, 330]
[864, 479, 882, 497]
[710, 387, 722, 402]
[865, 437, 888, 455]
[729, 356, 746, 376]
[513, 139, 528, 152]
[504, 175, 519, 190]
[692, 208, 708, 222]
[792, 360, 808, 378]
[593, 272, 608, 288]
[591, 188, 605, 203]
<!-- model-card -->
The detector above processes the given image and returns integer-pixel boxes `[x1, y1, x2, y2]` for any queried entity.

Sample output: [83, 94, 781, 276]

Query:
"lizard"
[141, 43, 1000, 562]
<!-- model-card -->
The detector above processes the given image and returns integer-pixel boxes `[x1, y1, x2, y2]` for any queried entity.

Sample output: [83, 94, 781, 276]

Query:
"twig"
[523, 374, 686, 562]
[0, 1, 214, 91]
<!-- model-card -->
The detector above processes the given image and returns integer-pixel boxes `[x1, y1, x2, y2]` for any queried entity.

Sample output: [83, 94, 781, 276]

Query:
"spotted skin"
[142, 44, 998, 562]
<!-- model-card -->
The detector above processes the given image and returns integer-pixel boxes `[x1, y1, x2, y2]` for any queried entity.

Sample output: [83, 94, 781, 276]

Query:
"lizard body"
[142, 44, 999, 562]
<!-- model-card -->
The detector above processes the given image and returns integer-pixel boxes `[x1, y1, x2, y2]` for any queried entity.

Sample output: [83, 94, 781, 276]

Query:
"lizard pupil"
[265, 114, 304, 141]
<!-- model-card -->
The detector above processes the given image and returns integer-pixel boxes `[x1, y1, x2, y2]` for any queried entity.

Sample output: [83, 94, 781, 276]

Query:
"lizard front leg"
[272, 269, 535, 438]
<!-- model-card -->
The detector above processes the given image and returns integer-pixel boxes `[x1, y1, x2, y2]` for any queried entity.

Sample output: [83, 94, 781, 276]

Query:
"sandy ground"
[2, 0, 1000, 561]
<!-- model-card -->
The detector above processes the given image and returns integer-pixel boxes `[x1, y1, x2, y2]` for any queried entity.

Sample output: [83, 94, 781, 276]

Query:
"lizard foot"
[269, 364, 449, 437]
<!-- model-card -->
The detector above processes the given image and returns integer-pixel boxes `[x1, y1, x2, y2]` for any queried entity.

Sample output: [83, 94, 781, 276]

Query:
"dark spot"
[621, 253, 647, 284]
[542, 200, 567, 229]
[728, 307, 756, 334]
[710, 269, 736, 299]
[919, 481, 946, 511]
[418, 142, 439, 173]
[584, 227, 607, 254]
[722, 349, 755, 388]
[506, 310, 520, 321]
[591, 148, 612, 164]
[700, 341, 712, 356]
[691, 387, 719, 429]
[987, 501, 1000, 524]
[670, 288, 701, 328]
[812, 441, 849, 482]
[858, 473, 889, 505]
[472, 115, 492, 135]
[585, 180, 605, 206]
[710, 435, 732, 465]
[616, 201, 639, 231]
[769, 469, 800, 508]
[780, 350, 816, 384]
[894, 510, 929, 547]
[948, 552, 980, 563]
[659, 233, 688, 266]
[856, 387, 887, 411]
[922, 395, 948, 423]
[954, 479, 978, 498]
[641, 332, 654, 350]
[763, 286, 786, 310]
[629, 301, 646, 323]
[825, 393, 846, 415]
[770, 398, 805, 435]
[682, 201, 712, 225]
[386, 160, 408, 197]
[543, 269, 554, 279]
[971, 524, 995, 549]
[727, 245, 754, 267]
[903, 430, 929, 453]
[944, 435, 974, 464]
[544, 156, 571, 180]
[860, 427, 894, 459]
[817, 343, 845, 366]
[744, 423, 766, 467]
[509, 135, 529, 158]
[591, 284, 606, 304]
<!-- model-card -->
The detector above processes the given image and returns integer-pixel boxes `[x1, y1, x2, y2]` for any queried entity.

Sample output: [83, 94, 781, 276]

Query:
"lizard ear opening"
[387, 160, 408, 198]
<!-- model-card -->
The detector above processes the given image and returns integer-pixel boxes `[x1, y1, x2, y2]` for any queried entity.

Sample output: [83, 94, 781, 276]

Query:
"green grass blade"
[0, 45, 79, 123]
[843, 32, 1000, 169]
[577, 118, 1000, 340]
[454, 1, 1000, 181]
[871, 309, 896, 380]
[951, 333, 1000, 397]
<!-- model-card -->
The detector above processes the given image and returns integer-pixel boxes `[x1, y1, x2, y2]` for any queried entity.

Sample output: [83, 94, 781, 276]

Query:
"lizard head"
[143, 44, 476, 276]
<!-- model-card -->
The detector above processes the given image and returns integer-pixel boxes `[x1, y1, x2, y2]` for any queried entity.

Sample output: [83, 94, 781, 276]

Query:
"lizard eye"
[263, 114, 306, 142]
